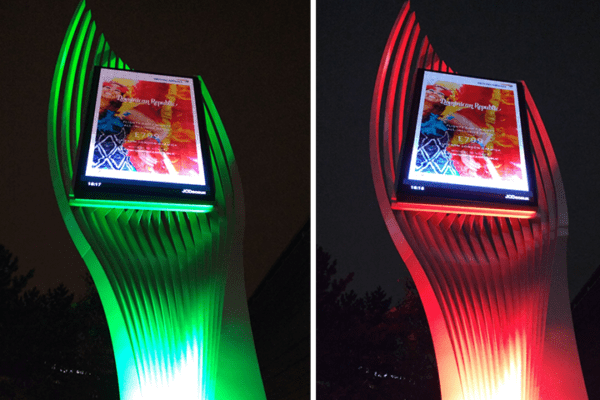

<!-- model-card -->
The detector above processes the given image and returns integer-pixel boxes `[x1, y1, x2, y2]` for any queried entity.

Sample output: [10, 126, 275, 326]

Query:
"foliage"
[0, 244, 118, 399]
[317, 246, 440, 399]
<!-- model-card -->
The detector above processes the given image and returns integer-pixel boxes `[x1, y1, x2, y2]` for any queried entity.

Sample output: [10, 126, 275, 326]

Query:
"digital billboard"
[394, 70, 537, 217]
[73, 67, 214, 210]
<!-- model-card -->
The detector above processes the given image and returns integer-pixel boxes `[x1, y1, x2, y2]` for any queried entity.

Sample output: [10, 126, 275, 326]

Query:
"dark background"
[0, 0, 309, 299]
[318, 0, 600, 302]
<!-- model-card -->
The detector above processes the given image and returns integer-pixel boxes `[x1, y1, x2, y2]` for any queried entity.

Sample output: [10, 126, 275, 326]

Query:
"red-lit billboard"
[394, 70, 537, 217]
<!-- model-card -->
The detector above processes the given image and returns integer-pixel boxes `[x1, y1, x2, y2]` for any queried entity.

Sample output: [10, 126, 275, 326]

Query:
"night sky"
[318, 0, 600, 303]
[0, 0, 309, 298]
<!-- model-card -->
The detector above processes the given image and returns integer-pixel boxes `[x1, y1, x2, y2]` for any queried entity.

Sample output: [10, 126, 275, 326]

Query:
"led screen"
[73, 67, 214, 208]
[394, 70, 537, 217]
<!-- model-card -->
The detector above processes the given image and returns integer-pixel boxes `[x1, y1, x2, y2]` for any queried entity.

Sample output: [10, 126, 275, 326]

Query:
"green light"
[69, 198, 214, 213]
[48, 2, 266, 399]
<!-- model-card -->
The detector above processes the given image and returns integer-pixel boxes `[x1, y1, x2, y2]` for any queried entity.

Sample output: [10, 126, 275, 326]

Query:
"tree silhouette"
[317, 246, 440, 399]
[0, 245, 118, 399]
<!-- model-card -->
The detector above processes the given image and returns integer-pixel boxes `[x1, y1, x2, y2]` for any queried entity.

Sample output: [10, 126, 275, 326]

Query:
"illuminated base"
[397, 212, 551, 399]
[73, 207, 227, 399]
[71, 206, 264, 400]
[370, 3, 587, 399]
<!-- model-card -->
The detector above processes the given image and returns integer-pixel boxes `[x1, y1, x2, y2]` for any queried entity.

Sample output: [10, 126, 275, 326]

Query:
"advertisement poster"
[85, 68, 207, 187]
[407, 70, 531, 193]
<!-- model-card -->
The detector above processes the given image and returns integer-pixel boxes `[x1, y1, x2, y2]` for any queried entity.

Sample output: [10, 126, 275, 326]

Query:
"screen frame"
[72, 67, 215, 212]
[393, 69, 538, 218]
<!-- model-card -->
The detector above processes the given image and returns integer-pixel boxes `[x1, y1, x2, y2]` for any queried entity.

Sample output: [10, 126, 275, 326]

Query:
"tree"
[317, 247, 440, 399]
[69, 271, 119, 399]
[0, 245, 118, 399]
